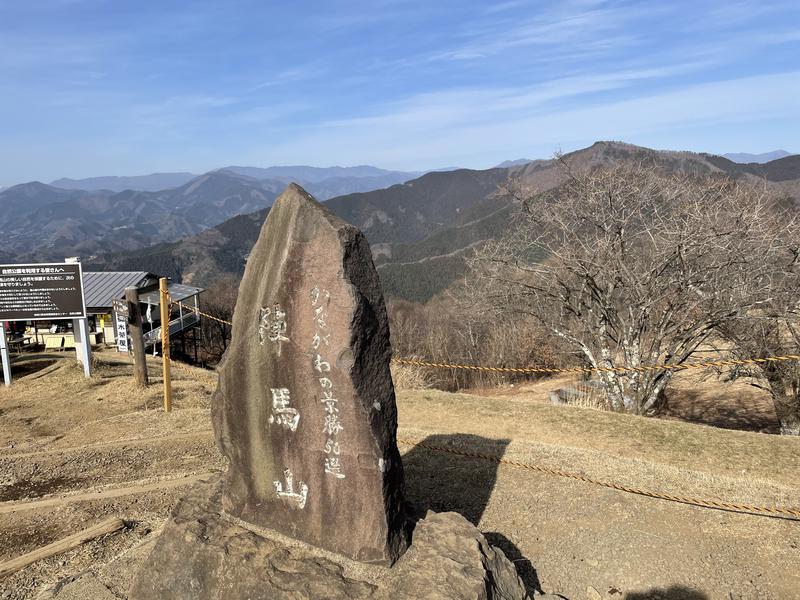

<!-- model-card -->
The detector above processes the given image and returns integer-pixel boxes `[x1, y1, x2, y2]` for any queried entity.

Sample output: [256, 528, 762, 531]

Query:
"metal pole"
[159, 278, 172, 413]
[72, 318, 92, 378]
[194, 294, 200, 364]
[125, 286, 149, 387]
[0, 324, 11, 386]
[80, 318, 91, 378]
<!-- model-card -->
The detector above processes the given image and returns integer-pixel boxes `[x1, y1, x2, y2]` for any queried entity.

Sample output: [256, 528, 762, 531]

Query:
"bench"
[44, 337, 65, 352]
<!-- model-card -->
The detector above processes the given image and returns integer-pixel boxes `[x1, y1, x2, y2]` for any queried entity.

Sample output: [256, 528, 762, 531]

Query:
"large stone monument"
[129, 184, 529, 600]
[212, 183, 407, 564]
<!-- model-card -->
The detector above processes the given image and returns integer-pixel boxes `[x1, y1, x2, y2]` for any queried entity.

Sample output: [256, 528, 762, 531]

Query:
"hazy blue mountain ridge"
[89, 142, 800, 302]
[1, 171, 280, 262]
[221, 164, 421, 183]
[51, 172, 198, 192]
[722, 150, 793, 164]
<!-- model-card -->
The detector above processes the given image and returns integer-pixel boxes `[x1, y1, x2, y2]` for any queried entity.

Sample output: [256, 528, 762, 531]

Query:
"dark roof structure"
[82, 271, 155, 311]
[81, 271, 204, 313]
[139, 283, 203, 305]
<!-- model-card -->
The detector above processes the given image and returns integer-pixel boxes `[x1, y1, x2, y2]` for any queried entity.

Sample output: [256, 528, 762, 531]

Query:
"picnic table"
[7, 335, 33, 354]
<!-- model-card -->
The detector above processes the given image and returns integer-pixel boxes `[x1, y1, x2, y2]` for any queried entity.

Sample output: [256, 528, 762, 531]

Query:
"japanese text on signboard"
[0, 263, 85, 321]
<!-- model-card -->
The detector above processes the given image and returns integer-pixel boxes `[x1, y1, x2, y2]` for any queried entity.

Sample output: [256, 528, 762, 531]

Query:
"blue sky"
[1, 0, 798, 186]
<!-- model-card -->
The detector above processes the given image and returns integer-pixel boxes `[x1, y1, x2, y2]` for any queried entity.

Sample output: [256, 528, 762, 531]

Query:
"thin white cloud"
[0, 34, 104, 71]
[482, 0, 531, 15]
[324, 62, 713, 130]
[683, 0, 798, 30]
[261, 70, 800, 169]
[249, 65, 325, 91]
[428, 1, 658, 62]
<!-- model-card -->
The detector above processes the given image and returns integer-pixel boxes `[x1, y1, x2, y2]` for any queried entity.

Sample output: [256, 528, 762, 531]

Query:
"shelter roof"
[82, 271, 154, 311]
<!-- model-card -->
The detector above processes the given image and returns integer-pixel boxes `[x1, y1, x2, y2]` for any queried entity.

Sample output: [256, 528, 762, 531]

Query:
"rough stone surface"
[37, 573, 117, 600]
[129, 477, 529, 600]
[384, 511, 531, 600]
[129, 478, 379, 600]
[212, 183, 407, 564]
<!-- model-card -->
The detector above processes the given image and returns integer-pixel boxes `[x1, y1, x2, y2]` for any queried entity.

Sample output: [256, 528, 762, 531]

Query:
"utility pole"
[159, 278, 172, 412]
[125, 286, 149, 387]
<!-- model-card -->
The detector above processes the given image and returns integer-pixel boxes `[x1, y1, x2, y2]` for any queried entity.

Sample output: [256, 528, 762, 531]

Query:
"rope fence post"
[159, 278, 172, 413]
[125, 286, 148, 387]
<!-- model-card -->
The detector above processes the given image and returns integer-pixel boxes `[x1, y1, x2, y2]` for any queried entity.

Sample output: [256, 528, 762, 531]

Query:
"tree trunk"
[597, 371, 626, 411]
[597, 370, 671, 415]
[772, 392, 800, 436]
[641, 374, 671, 415]
[762, 369, 800, 436]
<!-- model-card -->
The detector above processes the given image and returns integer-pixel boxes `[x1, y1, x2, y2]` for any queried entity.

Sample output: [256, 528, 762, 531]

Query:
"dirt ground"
[0, 351, 798, 599]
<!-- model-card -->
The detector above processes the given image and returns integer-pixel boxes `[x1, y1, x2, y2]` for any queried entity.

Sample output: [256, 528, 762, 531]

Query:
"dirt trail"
[1, 430, 213, 461]
[0, 353, 798, 599]
[0, 472, 216, 515]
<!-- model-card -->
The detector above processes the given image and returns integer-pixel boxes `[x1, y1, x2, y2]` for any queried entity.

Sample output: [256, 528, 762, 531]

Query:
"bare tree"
[387, 297, 560, 391]
[718, 267, 800, 435]
[198, 274, 238, 364]
[470, 163, 795, 416]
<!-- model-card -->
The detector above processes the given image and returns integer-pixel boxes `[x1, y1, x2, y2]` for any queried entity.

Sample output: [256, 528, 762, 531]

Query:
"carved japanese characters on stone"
[258, 304, 289, 356]
[212, 183, 408, 565]
[274, 468, 308, 509]
[268, 387, 299, 432]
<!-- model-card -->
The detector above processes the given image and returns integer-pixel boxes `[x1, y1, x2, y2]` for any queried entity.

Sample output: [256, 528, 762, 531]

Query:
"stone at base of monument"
[129, 477, 529, 600]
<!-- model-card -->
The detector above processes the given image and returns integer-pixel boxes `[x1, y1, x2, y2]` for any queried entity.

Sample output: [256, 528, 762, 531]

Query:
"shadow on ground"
[661, 387, 779, 433]
[625, 585, 709, 599]
[9, 358, 59, 379]
[401, 433, 543, 595]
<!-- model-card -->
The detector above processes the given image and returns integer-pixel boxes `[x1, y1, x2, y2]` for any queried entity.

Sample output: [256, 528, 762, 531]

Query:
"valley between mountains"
[3, 141, 799, 303]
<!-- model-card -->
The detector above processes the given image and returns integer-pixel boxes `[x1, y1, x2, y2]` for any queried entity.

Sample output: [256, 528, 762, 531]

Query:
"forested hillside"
[89, 141, 800, 300]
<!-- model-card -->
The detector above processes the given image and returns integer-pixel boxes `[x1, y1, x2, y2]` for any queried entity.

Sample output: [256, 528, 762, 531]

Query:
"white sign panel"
[115, 311, 129, 353]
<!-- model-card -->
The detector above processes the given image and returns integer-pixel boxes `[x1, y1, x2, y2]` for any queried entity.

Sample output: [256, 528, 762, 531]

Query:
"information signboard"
[112, 298, 130, 353]
[111, 298, 129, 318]
[0, 262, 86, 321]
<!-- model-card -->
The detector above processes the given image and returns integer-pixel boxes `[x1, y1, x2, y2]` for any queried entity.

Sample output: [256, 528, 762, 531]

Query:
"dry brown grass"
[2, 350, 799, 599]
[397, 387, 800, 492]
[0, 352, 214, 455]
[390, 358, 431, 390]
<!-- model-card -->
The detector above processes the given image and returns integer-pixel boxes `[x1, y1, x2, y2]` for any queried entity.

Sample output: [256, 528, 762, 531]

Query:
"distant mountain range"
[87, 142, 800, 302]
[5, 144, 799, 303]
[220, 165, 420, 183]
[0, 171, 282, 262]
[88, 166, 510, 285]
[0, 165, 424, 262]
[494, 159, 533, 168]
[48, 165, 423, 199]
[722, 150, 794, 164]
[51, 172, 198, 192]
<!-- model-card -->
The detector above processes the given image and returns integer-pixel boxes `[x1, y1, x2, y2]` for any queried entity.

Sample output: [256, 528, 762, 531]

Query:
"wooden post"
[0, 517, 125, 578]
[125, 286, 148, 387]
[159, 278, 172, 413]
